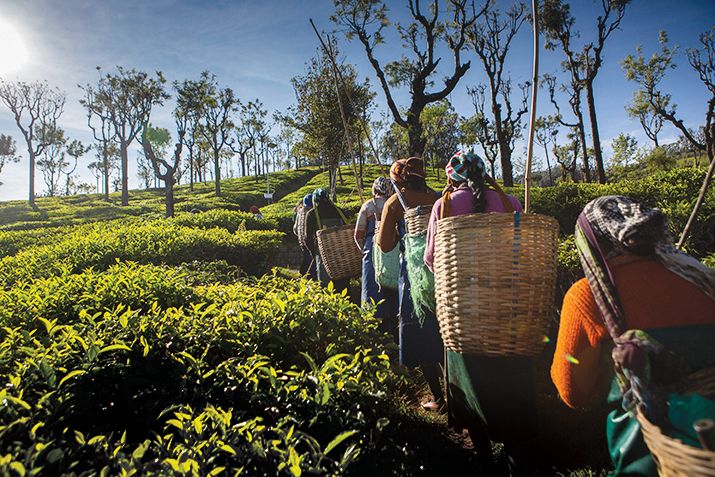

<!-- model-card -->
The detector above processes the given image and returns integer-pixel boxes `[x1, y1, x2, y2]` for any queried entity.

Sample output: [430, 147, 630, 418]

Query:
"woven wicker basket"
[404, 206, 431, 236]
[316, 224, 362, 280]
[433, 213, 559, 356]
[637, 367, 715, 477]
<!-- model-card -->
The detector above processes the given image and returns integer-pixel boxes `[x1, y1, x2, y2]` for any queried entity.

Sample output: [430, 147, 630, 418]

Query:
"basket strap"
[485, 175, 515, 213]
[391, 180, 410, 211]
[316, 202, 349, 230]
[315, 206, 322, 230]
[335, 205, 349, 225]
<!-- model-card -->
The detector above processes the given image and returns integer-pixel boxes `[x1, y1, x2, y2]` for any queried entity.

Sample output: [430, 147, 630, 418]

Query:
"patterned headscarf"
[372, 177, 392, 198]
[575, 195, 715, 416]
[390, 157, 426, 184]
[446, 151, 486, 183]
[582, 195, 715, 302]
[312, 188, 328, 205]
[302, 193, 313, 207]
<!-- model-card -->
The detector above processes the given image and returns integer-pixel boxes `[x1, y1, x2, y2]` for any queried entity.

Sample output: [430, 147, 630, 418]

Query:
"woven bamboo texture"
[637, 367, 715, 477]
[296, 207, 309, 248]
[405, 206, 431, 236]
[433, 213, 558, 356]
[316, 224, 362, 280]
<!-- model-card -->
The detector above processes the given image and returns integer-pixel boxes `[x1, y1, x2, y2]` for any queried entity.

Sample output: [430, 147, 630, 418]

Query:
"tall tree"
[625, 90, 663, 147]
[141, 122, 183, 218]
[332, 0, 480, 157]
[543, 73, 589, 182]
[64, 139, 88, 195]
[610, 132, 639, 168]
[87, 142, 119, 195]
[80, 67, 168, 206]
[534, 115, 559, 185]
[468, 1, 529, 186]
[552, 127, 580, 181]
[541, 0, 631, 184]
[80, 81, 114, 201]
[284, 46, 374, 199]
[0, 80, 65, 206]
[174, 77, 211, 191]
[622, 31, 710, 152]
[36, 125, 67, 197]
[461, 86, 500, 178]
[0, 134, 20, 187]
[467, 79, 528, 184]
[232, 100, 263, 176]
[421, 99, 460, 176]
[192, 72, 237, 196]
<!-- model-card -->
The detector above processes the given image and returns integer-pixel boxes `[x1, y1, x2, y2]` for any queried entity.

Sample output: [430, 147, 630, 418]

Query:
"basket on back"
[637, 367, 715, 477]
[316, 224, 362, 280]
[404, 206, 431, 236]
[433, 212, 558, 357]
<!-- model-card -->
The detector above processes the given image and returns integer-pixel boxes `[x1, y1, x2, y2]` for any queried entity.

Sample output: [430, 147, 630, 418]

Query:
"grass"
[0, 167, 319, 230]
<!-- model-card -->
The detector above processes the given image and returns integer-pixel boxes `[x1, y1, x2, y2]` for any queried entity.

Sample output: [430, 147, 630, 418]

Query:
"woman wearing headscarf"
[424, 151, 537, 475]
[294, 193, 315, 277]
[376, 157, 443, 409]
[424, 151, 522, 271]
[552, 196, 715, 476]
[305, 188, 349, 290]
[355, 177, 398, 339]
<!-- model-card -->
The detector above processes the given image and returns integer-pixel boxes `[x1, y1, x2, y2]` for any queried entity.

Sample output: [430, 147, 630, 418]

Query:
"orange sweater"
[551, 255, 715, 409]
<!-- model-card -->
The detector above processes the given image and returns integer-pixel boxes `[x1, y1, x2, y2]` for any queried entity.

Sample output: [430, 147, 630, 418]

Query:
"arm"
[424, 200, 442, 272]
[376, 199, 399, 253]
[354, 203, 369, 249]
[305, 211, 318, 255]
[551, 280, 612, 409]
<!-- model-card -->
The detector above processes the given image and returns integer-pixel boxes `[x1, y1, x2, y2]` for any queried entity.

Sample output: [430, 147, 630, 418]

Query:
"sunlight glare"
[0, 18, 29, 76]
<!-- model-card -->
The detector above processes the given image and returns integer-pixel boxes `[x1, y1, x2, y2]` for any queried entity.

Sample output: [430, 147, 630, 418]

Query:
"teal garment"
[606, 324, 715, 477]
[446, 350, 540, 474]
[667, 393, 715, 447]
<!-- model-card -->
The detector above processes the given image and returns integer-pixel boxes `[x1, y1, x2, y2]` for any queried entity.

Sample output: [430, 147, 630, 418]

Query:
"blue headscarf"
[312, 188, 328, 205]
[302, 193, 313, 207]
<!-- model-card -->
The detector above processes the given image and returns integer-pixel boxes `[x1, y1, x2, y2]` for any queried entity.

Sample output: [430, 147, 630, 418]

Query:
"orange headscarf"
[389, 157, 426, 185]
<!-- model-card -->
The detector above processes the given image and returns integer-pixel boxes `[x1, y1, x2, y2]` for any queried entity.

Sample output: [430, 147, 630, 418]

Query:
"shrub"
[171, 209, 279, 232]
[0, 272, 472, 476]
[0, 220, 283, 285]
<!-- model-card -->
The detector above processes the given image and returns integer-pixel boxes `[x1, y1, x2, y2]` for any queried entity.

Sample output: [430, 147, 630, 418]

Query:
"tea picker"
[432, 1, 559, 472]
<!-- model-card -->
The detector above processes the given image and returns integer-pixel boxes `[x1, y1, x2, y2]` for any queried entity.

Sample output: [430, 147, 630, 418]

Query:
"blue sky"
[0, 0, 713, 200]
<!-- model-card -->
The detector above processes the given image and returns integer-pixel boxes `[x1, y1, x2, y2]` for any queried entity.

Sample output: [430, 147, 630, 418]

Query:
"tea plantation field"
[0, 167, 712, 476]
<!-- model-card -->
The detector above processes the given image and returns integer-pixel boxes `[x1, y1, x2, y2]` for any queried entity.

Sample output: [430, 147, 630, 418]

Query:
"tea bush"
[0, 220, 283, 285]
[0, 271, 472, 476]
[171, 209, 279, 232]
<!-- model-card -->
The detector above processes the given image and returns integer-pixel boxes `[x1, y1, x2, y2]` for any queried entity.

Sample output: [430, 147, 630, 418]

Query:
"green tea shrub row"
[0, 272, 470, 476]
[265, 168, 713, 255]
[0, 220, 283, 285]
[171, 209, 279, 232]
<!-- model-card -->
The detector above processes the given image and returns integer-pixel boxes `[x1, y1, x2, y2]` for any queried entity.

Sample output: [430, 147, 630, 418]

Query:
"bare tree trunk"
[407, 109, 426, 157]
[576, 117, 590, 182]
[543, 143, 554, 186]
[103, 143, 110, 201]
[165, 178, 174, 218]
[121, 141, 129, 206]
[489, 94, 514, 186]
[189, 150, 194, 192]
[28, 148, 36, 208]
[585, 82, 606, 183]
[214, 151, 221, 196]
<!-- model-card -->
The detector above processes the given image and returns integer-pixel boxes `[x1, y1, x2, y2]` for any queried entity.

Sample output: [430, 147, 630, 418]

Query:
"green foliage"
[0, 219, 283, 285]
[171, 209, 279, 232]
[0, 268, 472, 476]
[0, 167, 319, 231]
